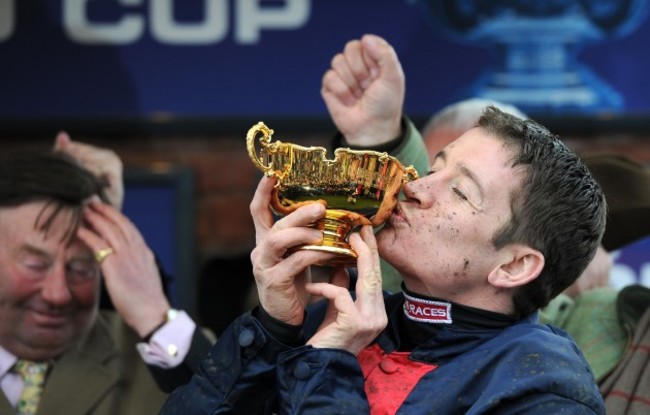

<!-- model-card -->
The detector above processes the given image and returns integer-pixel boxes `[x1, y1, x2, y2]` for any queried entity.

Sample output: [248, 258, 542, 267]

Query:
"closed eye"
[21, 256, 50, 274]
[453, 186, 468, 201]
[67, 260, 100, 283]
[453, 185, 482, 212]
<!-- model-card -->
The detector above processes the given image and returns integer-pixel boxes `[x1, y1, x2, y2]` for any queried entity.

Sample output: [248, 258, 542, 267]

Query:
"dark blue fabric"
[160, 292, 605, 414]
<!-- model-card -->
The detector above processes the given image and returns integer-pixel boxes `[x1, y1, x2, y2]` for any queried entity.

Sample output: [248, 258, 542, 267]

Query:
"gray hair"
[422, 98, 527, 136]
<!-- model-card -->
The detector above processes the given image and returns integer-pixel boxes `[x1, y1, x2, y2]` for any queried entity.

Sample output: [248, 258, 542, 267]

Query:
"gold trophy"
[247, 121, 418, 266]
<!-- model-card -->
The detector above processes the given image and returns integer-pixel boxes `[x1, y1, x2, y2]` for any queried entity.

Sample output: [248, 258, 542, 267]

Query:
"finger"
[305, 282, 357, 333]
[55, 139, 116, 171]
[359, 224, 379, 256]
[55, 140, 101, 177]
[321, 69, 358, 108]
[330, 53, 357, 88]
[305, 282, 353, 309]
[351, 227, 387, 335]
[342, 38, 373, 91]
[320, 70, 358, 111]
[357, 225, 382, 290]
[272, 202, 325, 233]
[81, 209, 125, 254]
[254, 249, 334, 317]
[55, 136, 90, 159]
[250, 176, 278, 243]
[86, 200, 136, 241]
[361, 34, 403, 86]
[262, 207, 324, 262]
[262, 249, 335, 281]
[330, 53, 363, 99]
[311, 284, 340, 329]
[350, 226, 384, 307]
[77, 225, 113, 265]
[83, 203, 138, 253]
[53, 131, 71, 151]
[359, 34, 383, 79]
[258, 226, 324, 266]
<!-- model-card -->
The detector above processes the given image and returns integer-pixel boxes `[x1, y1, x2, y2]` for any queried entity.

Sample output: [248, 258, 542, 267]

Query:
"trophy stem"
[296, 209, 368, 267]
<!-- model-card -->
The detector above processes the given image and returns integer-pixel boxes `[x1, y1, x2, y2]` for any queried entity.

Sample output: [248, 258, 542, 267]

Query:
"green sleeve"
[392, 117, 430, 176]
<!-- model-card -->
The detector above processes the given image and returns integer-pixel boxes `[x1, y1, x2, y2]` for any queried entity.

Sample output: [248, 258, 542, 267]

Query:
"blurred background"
[2, 0, 650, 326]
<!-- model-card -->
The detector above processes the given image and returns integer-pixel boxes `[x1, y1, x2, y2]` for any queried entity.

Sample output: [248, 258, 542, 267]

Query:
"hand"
[321, 34, 404, 147]
[305, 225, 387, 355]
[54, 131, 125, 210]
[249, 176, 334, 326]
[564, 244, 612, 298]
[77, 199, 170, 338]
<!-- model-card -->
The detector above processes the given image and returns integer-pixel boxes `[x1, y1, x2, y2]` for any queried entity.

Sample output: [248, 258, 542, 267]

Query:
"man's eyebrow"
[18, 244, 51, 259]
[458, 164, 485, 203]
[431, 150, 485, 203]
[429, 150, 447, 170]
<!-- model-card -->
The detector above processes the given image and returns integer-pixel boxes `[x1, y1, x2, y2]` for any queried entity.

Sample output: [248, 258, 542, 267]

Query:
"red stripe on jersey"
[358, 344, 438, 415]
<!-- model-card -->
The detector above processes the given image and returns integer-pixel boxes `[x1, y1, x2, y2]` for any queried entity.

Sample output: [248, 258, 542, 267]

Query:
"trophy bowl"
[247, 121, 418, 266]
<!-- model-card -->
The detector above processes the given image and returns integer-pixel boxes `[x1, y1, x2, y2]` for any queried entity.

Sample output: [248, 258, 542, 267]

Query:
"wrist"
[343, 117, 402, 149]
[342, 118, 405, 153]
[141, 308, 179, 342]
[136, 310, 196, 367]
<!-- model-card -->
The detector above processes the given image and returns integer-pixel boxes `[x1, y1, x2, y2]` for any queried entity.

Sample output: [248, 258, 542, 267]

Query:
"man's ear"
[488, 245, 545, 288]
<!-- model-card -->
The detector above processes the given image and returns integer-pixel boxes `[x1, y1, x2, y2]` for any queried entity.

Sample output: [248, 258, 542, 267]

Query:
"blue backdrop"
[2, 0, 650, 122]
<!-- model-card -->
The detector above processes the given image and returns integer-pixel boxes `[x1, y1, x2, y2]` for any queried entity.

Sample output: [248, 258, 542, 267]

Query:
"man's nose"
[40, 265, 72, 305]
[402, 178, 435, 208]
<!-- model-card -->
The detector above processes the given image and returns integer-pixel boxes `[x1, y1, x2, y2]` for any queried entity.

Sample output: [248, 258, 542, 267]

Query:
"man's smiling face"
[0, 201, 100, 360]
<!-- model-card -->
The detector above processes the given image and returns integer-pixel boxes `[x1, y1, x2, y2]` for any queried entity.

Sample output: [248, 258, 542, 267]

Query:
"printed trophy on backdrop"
[418, 0, 650, 114]
[246, 122, 418, 266]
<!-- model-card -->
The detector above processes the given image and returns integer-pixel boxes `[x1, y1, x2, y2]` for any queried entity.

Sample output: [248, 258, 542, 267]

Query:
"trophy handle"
[404, 165, 419, 182]
[370, 162, 420, 227]
[247, 121, 278, 174]
[246, 121, 295, 181]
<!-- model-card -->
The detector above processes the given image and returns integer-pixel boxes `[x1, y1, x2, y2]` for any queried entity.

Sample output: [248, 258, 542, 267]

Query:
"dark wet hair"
[0, 150, 109, 242]
[478, 106, 607, 317]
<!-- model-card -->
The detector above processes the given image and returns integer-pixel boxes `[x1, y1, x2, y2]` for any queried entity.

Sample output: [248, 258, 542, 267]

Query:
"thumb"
[54, 131, 71, 150]
[360, 34, 402, 81]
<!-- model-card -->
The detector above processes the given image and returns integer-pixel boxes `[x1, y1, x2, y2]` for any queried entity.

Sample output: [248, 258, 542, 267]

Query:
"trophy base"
[298, 244, 358, 267]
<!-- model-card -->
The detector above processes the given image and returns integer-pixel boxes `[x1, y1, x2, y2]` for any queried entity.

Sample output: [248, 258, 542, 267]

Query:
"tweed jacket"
[0, 311, 168, 415]
[600, 285, 650, 415]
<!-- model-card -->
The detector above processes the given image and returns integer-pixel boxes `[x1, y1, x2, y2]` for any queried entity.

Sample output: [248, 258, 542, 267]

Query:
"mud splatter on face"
[445, 224, 461, 239]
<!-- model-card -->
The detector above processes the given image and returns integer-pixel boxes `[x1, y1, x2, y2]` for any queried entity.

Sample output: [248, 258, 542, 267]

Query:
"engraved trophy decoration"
[417, 0, 649, 114]
[247, 122, 418, 266]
